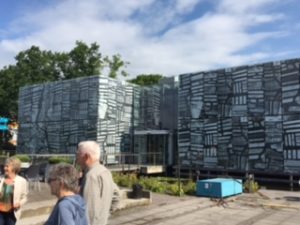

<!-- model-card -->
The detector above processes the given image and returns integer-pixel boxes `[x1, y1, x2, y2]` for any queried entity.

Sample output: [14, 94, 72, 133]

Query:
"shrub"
[14, 154, 31, 162]
[112, 173, 195, 196]
[48, 156, 73, 164]
[166, 183, 184, 196]
[182, 180, 196, 195]
[113, 172, 138, 188]
[139, 177, 156, 190]
[243, 179, 259, 193]
[146, 179, 166, 193]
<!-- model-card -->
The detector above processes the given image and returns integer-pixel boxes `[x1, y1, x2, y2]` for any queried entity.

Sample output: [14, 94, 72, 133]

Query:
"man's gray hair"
[48, 163, 79, 192]
[78, 140, 101, 161]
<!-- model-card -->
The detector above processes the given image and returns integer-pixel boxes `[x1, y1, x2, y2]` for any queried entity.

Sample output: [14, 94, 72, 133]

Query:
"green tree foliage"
[0, 66, 20, 118]
[128, 74, 163, 86]
[0, 41, 128, 118]
[14, 46, 61, 83]
[61, 41, 103, 79]
[104, 54, 129, 79]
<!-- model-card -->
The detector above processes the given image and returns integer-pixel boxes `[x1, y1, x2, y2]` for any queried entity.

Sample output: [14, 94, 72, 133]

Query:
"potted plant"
[15, 154, 31, 168]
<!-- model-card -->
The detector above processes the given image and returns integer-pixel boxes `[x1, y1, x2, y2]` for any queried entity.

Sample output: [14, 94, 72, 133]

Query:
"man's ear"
[84, 153, 90, 160]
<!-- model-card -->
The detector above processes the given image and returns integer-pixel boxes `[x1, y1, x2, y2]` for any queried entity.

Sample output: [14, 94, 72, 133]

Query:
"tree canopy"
[0, 40, 165, 119]
[127, 74, 163, 86]
[0, 41, 128, 118]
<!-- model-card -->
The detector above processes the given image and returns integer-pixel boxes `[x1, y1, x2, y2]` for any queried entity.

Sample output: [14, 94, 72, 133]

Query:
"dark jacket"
[44, 195, 88, 225]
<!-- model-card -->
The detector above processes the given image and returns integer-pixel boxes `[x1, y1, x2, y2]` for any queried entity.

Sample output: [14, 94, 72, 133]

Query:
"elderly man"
[76, 141, 114, 225]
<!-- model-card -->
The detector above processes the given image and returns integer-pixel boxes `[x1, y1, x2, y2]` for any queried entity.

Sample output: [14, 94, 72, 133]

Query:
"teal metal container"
[0, 117, 9, 131]
[196, 178, 242, 198]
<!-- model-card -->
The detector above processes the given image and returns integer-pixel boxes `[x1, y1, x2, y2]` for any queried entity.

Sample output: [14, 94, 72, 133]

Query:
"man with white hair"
[76, 140, 114, 225]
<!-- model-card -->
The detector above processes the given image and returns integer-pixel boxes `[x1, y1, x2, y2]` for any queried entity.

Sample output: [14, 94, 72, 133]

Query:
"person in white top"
[0, 157, 28, 225]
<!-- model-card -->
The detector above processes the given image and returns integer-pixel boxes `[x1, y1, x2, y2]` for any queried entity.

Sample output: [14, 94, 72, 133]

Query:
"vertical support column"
[167, 132, 173, 165]
[290, 174, 294, 191]
[189, 165, 192, 180]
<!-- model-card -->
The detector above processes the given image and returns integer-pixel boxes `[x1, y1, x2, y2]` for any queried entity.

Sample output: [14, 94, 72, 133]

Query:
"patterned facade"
[178, 58, 300, 172]
[17, 76, 177, 159]
[18, 76, 137, 154]
[17, 57, 300, 173]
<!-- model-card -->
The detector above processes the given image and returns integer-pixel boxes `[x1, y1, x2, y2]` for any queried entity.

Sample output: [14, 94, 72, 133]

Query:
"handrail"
[103, 152, 164, 172]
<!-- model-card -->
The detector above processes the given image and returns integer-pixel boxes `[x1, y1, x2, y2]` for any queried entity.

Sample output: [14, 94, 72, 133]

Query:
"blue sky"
[0, 0, 300, 78]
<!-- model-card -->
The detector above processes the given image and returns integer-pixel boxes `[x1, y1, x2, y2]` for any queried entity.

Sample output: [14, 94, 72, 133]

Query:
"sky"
[0, 0, 300, 78]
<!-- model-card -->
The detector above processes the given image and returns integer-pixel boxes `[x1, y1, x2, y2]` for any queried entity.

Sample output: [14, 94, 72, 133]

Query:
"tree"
[128, 74, 163, 86]
[14, 46, 61, 83]
[0, 41, 128, 118]
[61, 41, 103, 79]
[0, 66, 19, 118]
[59, 41, 129, 79]
[104, 54, 129, 78]
[0, 46, 61, 117]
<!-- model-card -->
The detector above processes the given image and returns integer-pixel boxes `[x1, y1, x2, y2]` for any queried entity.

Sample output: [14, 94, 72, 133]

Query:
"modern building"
[17, 76, 177, 167]
[178, 58, 300, 174]
[18, 57, 300, 177]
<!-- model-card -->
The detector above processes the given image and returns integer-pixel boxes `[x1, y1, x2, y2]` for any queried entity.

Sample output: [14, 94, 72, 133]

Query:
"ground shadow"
[283, 196, 300, 202]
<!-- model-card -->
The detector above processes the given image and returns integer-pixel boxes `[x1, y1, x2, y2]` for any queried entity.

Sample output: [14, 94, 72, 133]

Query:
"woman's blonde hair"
[5, 157, 21, 174]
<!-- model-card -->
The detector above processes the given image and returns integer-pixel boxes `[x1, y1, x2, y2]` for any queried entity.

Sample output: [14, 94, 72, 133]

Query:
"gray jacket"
[81, 163, 114, 225]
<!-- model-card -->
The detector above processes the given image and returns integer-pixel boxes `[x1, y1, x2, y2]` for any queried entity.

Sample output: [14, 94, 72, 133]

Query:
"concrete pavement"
[109, 190, 300, 225]
[16, 182, 300, 225]
[18, 183, 151, 225]
[17, 183, 56, 225]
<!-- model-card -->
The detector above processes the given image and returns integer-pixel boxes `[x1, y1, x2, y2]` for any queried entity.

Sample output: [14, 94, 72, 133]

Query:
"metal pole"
[163, 133, 166, 176]
[177, 148, 181, 196]
[290, 174, 294, 191]
[130, 88, 135, 166]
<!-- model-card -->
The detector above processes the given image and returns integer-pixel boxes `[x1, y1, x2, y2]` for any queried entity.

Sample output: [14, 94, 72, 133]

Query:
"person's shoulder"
[58, 196, 76, 208]
[58, 195, 86, 213]
[15, 175, 27, 183]
[87, 164, 111, 179]
[88, 163, 108, 174]
[97, 165, 112, 177]
[98, 164, 109, 171]
[57, 199, 75, 215]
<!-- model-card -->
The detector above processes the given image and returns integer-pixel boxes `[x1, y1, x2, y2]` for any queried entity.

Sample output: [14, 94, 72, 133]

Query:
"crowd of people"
[0, 140, 118, 225]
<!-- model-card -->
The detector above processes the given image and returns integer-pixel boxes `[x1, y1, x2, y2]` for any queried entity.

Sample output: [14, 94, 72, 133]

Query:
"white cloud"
[245, 14, 284, 24]
[218, 0, 282, 14]
[0, 0, 298, 77]
[175, 0, 202, 14]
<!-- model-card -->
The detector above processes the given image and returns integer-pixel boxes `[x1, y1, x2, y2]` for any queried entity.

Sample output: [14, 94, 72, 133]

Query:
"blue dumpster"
[196, 178, 242, 198]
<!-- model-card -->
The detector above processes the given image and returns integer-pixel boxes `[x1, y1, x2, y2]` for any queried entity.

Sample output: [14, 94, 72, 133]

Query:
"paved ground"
[27, 182, 56, 203]
[24, 183, 300, 225]
[108, 189, 300, 225]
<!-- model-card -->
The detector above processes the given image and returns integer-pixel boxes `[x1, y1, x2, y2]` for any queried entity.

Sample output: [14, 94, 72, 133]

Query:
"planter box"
[21, 162, 31, 169]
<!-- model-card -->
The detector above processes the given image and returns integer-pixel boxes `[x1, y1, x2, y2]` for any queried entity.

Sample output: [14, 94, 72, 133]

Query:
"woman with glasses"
[0, 157, 28, 225]
[44, 163, 88, 225]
